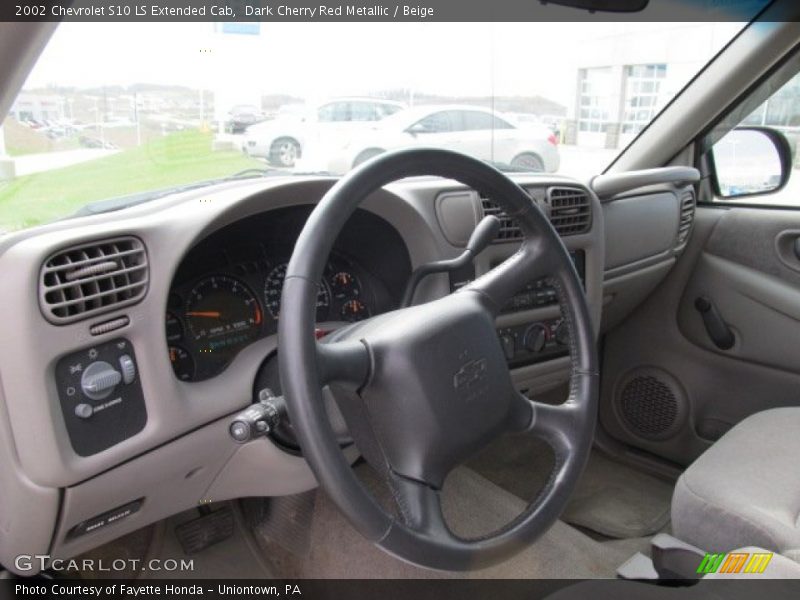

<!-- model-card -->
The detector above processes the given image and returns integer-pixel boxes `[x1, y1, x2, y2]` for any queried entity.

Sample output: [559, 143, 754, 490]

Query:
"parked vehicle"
[225, 104, 264, 134]
[243, 97, 405, 168]
[301, 105, 560, 175]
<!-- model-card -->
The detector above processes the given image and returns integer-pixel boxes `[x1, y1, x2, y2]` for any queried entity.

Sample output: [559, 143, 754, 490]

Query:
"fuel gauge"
[169, 346, 195, 381]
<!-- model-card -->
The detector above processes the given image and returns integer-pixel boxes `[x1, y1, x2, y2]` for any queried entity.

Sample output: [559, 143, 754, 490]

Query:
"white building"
[568, 23, 743, 149]
[8, 93, 65, 124]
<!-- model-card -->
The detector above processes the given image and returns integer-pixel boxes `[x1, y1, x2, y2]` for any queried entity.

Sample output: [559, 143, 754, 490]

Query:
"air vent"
[40, 237, 149, 324]
[479, 194, 524, 242]
[677, 189, 696, 245]
[546, 187, 592, 236]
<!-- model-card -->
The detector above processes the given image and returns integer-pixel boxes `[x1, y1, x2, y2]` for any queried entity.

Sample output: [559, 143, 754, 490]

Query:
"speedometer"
[184, 275, 262, 354]
[264, 263, 331, 321]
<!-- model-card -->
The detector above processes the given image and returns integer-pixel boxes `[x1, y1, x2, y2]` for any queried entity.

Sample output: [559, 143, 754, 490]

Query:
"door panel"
[599, 207, 800, 467]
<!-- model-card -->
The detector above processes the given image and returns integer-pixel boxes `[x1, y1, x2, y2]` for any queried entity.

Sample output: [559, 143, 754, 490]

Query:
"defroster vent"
[40, 236, 149, 324]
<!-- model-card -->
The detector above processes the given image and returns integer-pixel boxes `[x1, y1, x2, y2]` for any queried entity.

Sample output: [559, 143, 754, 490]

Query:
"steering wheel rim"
[278, 148, 598, 571]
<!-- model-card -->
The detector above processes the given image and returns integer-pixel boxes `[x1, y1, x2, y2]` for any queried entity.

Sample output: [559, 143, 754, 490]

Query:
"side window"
[317, 102, 350, 122]
[413, 111, 458, 133]
[378, 103, 402, 119]
[492, 115, 514, 130]
[462, 111, 495, 131]
[349, 102, 380, 121]
[704, 64, 800, 206]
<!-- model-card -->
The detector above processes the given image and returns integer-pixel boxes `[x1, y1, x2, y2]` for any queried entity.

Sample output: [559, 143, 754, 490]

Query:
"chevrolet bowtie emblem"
[453, 358, 488, 391]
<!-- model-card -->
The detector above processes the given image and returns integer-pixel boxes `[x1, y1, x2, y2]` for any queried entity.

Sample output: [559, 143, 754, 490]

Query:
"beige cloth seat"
[671, 407, 800, 562]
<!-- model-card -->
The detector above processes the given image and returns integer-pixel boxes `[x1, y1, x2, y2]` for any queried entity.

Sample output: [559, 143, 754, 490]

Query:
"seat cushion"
[672, 407, 800, 560]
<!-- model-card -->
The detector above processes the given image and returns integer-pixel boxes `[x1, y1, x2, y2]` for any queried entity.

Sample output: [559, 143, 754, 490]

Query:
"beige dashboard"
[0, 173, 607, 573]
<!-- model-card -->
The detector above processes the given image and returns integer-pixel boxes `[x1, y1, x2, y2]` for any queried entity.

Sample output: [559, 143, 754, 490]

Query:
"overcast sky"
[24, 22, 744, 107]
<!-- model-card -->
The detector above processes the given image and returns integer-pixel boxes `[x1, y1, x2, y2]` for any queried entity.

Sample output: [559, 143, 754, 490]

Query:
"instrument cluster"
[166, 251, 377, 382]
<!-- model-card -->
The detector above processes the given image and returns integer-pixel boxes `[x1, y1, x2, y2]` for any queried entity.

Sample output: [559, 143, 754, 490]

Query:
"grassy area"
[0, 130, 262, 231]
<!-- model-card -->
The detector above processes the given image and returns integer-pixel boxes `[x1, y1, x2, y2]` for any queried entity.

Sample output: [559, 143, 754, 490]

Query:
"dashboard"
[0, 167, 698, 575]
[164, 206, 410, 381]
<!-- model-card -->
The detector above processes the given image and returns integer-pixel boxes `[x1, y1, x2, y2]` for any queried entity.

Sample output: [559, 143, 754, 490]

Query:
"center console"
[451, 250, 585, 369]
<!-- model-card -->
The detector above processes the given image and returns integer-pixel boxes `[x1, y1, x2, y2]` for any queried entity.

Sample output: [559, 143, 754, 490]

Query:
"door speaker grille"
[617, 369, 686, 441]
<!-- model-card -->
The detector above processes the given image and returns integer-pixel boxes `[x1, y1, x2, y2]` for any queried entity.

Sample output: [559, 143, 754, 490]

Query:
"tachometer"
[264, 263, 330, 321]
[184, 276, 262, 354]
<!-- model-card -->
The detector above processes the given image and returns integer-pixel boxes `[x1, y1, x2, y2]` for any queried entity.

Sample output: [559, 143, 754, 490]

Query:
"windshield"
[0, 21, 745, 232]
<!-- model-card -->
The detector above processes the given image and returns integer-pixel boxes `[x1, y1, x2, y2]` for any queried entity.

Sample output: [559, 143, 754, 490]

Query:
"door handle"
[695, 296, 735, 350]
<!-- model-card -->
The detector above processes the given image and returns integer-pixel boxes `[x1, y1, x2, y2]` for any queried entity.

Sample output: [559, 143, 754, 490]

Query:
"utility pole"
[134, 91, 141, 146]
[0, 124, 14, 181]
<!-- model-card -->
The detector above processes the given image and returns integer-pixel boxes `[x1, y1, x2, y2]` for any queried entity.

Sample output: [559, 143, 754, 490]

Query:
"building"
[566, 23, 743, 149]
[8, 93, 65, 124]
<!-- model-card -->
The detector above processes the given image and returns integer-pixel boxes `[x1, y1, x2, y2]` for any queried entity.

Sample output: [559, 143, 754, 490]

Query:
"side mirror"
[711, 127, 794, 199]
[406, 123, 428, 136]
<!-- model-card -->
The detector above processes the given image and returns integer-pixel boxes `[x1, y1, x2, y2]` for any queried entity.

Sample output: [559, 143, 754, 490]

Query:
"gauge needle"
[186, 311, 222, 318]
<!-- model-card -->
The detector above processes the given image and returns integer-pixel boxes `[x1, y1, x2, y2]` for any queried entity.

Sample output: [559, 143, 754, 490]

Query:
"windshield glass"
[0, 21, 745, 232]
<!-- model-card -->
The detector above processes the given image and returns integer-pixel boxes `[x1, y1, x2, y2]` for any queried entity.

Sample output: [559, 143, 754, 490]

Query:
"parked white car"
[243, 97, 406, 167]
[299, 105, 561, 175]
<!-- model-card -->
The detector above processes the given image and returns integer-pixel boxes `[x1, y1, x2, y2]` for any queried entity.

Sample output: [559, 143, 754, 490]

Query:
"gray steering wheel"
[278, 148, 597, 571]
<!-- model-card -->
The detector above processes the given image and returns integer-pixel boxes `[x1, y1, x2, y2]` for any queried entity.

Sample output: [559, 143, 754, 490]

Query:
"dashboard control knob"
[523, 324, 548, 353]
[118, 354, 136, 384]
[499, 334, 515, 360]
[80, 361, 122, 400]
[74, 403, 94, 419]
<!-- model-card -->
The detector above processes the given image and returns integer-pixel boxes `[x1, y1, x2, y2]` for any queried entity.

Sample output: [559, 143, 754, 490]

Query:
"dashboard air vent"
[479, 194, 524, 242]
[677, 189, 696, 245]
[40, 236, 149, 324]
[546, 187, 592, 236]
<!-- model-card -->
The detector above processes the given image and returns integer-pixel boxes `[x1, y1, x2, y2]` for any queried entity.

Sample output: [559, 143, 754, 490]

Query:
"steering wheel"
[278, 148, 597, 571]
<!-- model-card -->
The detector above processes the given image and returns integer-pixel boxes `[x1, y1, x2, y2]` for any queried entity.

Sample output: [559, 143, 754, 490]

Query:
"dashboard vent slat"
[546, 187, 592, 236]
[479, 194, 525, 242]
[40, 236, 149, 325]
[479, 186, 592, 242]
[677, 189, 696, 245]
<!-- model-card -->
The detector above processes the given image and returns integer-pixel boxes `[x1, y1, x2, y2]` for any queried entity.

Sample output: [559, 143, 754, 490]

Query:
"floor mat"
[251, 464, 638, 579]
[561, 452, 673, 539]
[467, 436, 674, 539]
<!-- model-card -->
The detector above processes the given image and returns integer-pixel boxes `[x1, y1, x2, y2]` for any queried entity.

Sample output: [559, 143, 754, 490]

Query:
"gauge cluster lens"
[185, 275, 262, 353]
[264, 263, 330, 321]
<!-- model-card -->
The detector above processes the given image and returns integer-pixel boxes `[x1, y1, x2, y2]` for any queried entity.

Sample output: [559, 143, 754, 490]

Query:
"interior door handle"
[694, 296, 735, 350]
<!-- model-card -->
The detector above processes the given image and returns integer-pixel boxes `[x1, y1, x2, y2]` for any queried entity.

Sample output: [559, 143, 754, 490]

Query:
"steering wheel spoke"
[316, 339, 371, 388]
[391, 475, 451, 538]
[461, 240, 555, 315]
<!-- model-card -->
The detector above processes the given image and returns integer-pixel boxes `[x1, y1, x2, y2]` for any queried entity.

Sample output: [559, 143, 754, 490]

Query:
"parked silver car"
[243, 97, 406, 168]
[299, 105, 560, 174]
